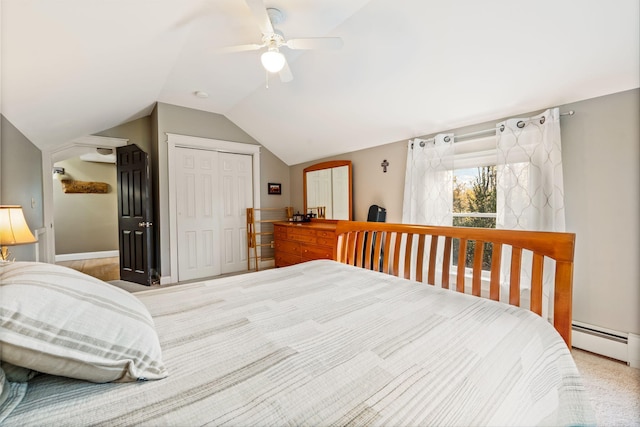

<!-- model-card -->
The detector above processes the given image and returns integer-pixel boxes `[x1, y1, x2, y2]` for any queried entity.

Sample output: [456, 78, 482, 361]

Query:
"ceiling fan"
[220, 0, 343, 82]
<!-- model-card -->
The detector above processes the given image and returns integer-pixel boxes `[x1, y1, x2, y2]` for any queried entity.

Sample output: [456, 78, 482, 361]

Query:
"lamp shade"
[0, 205, 37, 246]
[261, 49, 286, 73]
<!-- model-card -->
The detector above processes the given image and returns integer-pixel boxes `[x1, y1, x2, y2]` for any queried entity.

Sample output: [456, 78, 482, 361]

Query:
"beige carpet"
[572, 348, 640, 426]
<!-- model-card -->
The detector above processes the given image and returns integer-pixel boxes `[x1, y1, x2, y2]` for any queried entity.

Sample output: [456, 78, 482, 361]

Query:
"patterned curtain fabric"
[402, 133, 455, 226]
[496, 107, 566, 319]
[496, 107, 566, 232]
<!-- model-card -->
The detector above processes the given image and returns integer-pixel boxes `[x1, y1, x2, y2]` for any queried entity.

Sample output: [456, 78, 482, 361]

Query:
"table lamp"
[0, 205, 37, 261]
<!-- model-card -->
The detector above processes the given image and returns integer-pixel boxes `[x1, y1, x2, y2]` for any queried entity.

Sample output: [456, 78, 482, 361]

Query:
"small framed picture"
[268, 182, 282, 195]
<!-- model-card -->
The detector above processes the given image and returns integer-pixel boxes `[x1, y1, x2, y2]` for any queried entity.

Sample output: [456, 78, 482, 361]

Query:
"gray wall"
[96, 115, 153, 154]
[0, 115, 43, 261]
[561, 89, 639, 336]
[291, 89, 640, 336]
[52, 157, 118, 254]
[153, 103, 291, 278]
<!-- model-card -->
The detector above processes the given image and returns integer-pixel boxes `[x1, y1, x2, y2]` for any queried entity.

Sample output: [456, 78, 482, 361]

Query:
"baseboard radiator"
[572, 321, 640, 368]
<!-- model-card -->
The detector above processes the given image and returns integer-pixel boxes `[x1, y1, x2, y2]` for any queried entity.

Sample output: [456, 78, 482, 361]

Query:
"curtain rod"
[415, 110, 575, 147]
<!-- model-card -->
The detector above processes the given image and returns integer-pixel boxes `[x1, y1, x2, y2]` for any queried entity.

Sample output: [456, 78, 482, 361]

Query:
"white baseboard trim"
[628, 333, 640, 369]
[571, 321, 640, 367]
[55, 250, 119, 262]
[572, 329, 628, 363]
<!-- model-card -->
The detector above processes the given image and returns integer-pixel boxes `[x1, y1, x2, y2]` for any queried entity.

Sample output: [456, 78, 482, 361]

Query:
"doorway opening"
[42, 136, 128, 282]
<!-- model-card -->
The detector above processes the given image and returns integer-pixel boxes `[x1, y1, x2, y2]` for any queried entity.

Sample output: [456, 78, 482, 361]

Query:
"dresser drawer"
[275, 252, 301, 267]
[275, 239, 300, 255]
[287, 226, 317, 238]
[274, 225, 288, 239]
[273, 221, 337, 268]
[287, 232, 317, 244]
[301, 244, 334, 260]
[316, 237, 335, 246]
[316, 230, 335, 239]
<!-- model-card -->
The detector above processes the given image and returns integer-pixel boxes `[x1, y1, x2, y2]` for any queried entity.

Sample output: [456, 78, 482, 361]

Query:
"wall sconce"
[0, 205, 37, 261]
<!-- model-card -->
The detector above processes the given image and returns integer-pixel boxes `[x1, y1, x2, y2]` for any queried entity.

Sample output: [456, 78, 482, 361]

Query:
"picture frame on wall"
[268, 183, 282, 195]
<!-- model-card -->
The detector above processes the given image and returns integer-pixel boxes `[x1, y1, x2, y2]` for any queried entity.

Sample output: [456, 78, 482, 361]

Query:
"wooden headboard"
[334, 221, 576, 347]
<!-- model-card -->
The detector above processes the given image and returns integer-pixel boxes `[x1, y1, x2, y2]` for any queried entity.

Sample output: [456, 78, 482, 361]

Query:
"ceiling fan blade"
[244, 0, 274, 35]
[285, 37, 343, 50]
[216, 43, 264, 54]
[279, 60, 293, 83]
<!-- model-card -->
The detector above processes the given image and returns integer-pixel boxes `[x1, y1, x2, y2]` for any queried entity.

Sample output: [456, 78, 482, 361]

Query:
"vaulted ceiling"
[2, 0, 638, 165]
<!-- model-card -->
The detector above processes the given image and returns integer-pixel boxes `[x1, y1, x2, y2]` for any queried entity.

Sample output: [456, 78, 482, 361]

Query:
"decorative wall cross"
[381, 159, 389, 173]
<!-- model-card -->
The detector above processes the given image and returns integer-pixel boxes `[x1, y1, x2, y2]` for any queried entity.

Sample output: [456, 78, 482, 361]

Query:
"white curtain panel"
[496, 107, 566, 231]
[402, 134, 454, 285]
[402, 134, 455, 226]
[496, 107, 566, 319]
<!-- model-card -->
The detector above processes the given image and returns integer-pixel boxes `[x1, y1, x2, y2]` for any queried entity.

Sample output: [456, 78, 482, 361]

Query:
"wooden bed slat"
[334, 221, 576, 347]
[363, 232, 372, 270]
[472, 241, 484, 297]
[509, 247, 522, 306]
[416, 234, 425, 282]
[489, 242, 502, 301]
[456, 238, 467, 293]
[428, 236, 438, 285]
[404, 234, 413, 280]
[531, 253, 544, 315]
[382, 232, 391, 274]
[373, 231, 383, 272]
[355, 231, 365, 267]
[392, 233, 402, 276]
[442, 237, 452, 289]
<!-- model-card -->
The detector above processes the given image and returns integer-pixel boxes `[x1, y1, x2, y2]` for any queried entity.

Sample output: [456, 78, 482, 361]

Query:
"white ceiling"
[2, 0, 638, 165]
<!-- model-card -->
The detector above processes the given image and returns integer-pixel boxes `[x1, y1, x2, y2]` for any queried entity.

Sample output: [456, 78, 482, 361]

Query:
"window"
[451, 136, 497, 271]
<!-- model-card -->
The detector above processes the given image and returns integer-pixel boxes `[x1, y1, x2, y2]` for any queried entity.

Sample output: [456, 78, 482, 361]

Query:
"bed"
[0, 221, 595, 426]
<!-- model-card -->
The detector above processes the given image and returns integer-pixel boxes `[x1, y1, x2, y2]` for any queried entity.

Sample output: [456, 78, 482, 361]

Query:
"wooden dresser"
[274, 221, 338, 267]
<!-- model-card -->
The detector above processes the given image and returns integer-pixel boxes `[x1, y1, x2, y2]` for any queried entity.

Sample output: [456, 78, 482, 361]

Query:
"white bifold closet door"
[175, 147, 252, 281]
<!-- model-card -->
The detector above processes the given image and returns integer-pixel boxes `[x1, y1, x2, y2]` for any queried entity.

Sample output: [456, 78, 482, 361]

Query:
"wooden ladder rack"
[247, 207, 293, 271]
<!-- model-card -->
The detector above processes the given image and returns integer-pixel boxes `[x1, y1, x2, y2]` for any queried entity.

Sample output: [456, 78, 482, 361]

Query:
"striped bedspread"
[4, 260, 594, 426]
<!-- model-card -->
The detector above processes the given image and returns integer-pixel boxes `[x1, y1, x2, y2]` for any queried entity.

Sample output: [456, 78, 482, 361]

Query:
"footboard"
[334, 221, 576, 346]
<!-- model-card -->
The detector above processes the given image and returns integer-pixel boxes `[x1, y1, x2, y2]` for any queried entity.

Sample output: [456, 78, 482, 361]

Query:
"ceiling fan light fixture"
[261, 49, 285, 73]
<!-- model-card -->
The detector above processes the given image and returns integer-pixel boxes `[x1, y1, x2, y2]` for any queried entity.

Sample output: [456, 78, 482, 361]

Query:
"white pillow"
[0, 262, 168, 383]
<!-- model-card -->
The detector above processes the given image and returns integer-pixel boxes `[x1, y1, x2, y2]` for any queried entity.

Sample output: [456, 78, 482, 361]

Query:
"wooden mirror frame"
[303, 160, 353, 220]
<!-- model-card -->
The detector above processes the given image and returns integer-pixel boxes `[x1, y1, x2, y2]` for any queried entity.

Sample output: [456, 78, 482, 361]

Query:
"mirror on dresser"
[303, 160, 353, 220]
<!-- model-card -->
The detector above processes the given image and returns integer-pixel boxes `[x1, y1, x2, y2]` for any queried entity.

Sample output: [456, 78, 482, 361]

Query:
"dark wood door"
[116, 144, 156, 285]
